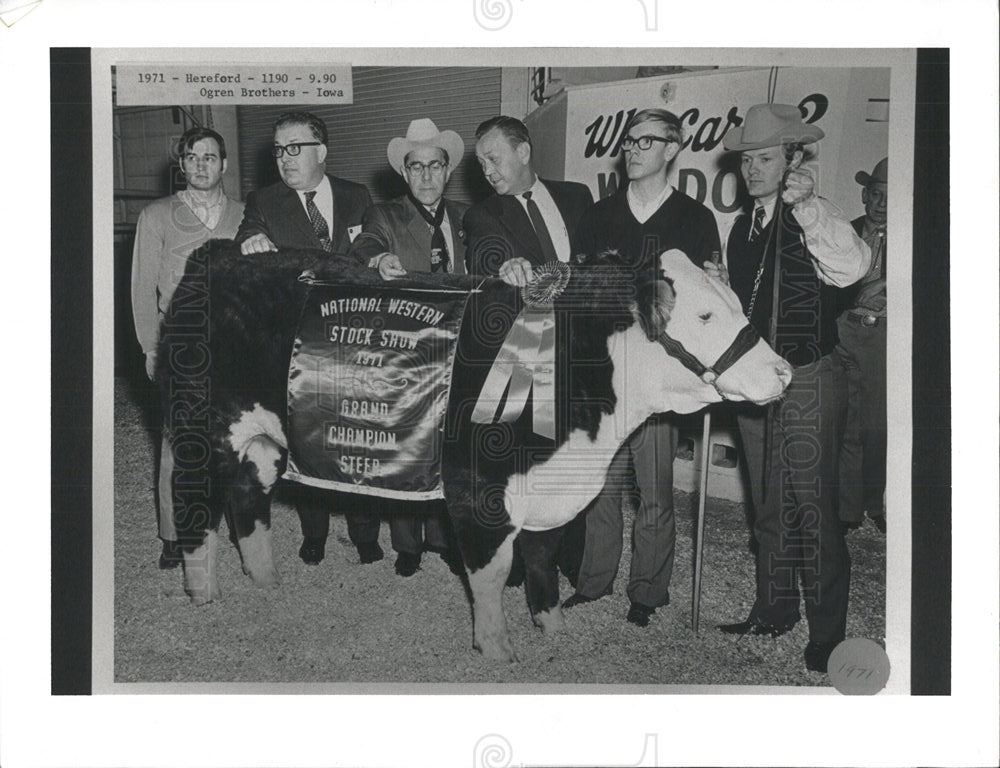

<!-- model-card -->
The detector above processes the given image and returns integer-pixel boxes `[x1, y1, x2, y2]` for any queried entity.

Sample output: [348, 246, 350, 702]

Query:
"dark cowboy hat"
[855, 157, 888, 186]
[723, 103, 825, 151]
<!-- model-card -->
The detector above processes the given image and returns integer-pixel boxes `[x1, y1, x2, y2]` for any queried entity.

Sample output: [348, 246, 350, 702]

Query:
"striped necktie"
[749, 205, 766, 242]
[304, 190, 332, 252]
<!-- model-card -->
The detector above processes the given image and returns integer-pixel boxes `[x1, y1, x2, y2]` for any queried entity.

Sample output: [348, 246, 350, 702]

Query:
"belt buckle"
[861, 314, 878, 327]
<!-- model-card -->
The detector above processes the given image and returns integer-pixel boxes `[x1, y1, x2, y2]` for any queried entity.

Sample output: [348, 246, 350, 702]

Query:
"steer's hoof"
[475, 635, 518, 663]
[248, 565, 280, 588]
[532, 606, 567, 635]
[187, 582, 221, 606]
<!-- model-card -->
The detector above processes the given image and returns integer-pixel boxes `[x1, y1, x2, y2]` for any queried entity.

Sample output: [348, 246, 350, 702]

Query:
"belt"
[847, 311, 883, 327]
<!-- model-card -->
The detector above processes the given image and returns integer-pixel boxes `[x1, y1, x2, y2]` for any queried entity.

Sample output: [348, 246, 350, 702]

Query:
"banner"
[284, 279, 472, 500]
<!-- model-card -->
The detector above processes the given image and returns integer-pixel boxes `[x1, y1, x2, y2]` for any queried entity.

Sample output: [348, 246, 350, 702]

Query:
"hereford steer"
[159, 241, 791, 661]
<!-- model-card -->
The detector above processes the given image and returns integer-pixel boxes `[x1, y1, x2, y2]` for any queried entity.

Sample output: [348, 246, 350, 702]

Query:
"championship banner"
[284, 277, 473, 500]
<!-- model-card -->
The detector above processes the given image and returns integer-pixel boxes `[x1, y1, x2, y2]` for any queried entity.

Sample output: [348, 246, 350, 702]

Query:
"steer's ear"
[634, 277, 676, 340]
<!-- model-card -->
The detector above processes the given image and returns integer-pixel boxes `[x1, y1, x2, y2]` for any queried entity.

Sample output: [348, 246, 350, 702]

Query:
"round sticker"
[827, 638, 891, 695]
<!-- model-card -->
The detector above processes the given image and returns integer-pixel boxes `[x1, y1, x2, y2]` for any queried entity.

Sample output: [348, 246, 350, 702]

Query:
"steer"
[158, 241, 791, 661]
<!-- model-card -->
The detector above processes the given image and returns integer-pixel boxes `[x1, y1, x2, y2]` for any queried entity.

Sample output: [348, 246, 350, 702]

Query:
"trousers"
[574, 414, 678, 607]
[835, 314, 887, 521]
[736, 354, 850, 643]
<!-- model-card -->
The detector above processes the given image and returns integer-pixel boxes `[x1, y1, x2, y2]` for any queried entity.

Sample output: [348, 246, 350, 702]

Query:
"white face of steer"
[628, 249, 792, 415]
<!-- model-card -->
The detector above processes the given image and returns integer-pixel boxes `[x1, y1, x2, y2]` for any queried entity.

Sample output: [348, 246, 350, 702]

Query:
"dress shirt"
[515, 177, 571, 262]
[724, 193, 871, 288]
[296, 175, 334, 235]
[626, 181, 674, 224]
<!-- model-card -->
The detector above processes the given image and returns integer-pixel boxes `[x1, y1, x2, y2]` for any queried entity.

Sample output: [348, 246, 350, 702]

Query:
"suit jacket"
[463, 178, 594, 276]
[348, 195, 469, 274]
[236, 174, 373, 253]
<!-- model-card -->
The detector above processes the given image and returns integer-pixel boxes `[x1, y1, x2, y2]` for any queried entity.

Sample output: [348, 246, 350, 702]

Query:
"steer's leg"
[518, 528, 567, 634]
[467, 532, 517, 662]
[171, 428, 224, 605]
[229, 434, 283, 588]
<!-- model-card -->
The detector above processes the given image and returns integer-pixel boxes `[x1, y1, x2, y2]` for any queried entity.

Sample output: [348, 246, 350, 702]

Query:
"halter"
[656, 322, 761, 400]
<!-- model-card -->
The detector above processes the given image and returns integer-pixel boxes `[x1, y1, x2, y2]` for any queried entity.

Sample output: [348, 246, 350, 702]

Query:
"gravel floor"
[113, 375, 886, 687]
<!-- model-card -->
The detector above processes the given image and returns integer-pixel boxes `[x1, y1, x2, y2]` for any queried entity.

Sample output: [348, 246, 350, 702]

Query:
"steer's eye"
[698, 312, 713, 323]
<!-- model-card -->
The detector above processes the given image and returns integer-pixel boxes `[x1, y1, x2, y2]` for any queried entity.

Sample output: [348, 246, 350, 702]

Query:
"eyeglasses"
[405, 160, 448, 175]
[271, 142, 322, 158]
[620, 135, 674, 151]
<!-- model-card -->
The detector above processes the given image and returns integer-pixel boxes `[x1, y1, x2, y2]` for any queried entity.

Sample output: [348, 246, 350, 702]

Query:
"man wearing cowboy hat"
[349, 118, 469, 577]
[837, 157, 888, 534]
[708, 103, 871, 674]
[351, 118, 468, 278]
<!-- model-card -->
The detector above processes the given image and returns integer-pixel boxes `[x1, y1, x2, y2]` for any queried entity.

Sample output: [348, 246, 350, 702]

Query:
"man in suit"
[709, 103, 870, 674]
[464, 115, 593, 286]
[837, 157, 888, 534]
[237, 111, 372, 256]
[561, 108, 722, 627]
[348, 118, 468, 577]
[464, 115, 594, 587]
[235, 111, 381, 567]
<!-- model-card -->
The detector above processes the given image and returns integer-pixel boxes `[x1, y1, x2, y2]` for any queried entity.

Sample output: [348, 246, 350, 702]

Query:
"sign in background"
[529, 66, 890, 238]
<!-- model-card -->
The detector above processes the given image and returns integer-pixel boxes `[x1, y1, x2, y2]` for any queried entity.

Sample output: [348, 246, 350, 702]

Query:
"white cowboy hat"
[387, 118, 465, 175]
[723, 103, 825, 151]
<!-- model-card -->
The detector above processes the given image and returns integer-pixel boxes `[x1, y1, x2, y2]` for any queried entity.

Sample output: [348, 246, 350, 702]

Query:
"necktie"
[872, 226, 886, 279]
[749, 205, 766, 242]
[522, 191, 559, 263]
[304, 190, 332, 252]
[407, 191, 449, 272]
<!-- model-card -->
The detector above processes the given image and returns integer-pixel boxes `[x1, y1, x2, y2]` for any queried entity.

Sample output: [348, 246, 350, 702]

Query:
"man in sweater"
[561, 108, 722, 627]
[709, 103, 870, 673]
[131, 126, 245, 568]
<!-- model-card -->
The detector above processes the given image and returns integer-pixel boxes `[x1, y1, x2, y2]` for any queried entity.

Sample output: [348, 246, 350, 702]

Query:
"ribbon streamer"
[471, 306, 557, 439]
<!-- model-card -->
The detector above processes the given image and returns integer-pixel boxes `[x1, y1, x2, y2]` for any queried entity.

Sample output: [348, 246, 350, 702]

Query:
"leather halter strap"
[656, 322, 761, 399]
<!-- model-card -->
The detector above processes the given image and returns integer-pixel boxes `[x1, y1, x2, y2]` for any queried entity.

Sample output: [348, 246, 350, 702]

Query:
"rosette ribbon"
[470, 262, 570, 440]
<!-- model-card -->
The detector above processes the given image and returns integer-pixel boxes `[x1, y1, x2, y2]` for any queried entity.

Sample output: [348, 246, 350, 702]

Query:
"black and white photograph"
[106, 57, 894, 690]
[3, 1, 998, 767]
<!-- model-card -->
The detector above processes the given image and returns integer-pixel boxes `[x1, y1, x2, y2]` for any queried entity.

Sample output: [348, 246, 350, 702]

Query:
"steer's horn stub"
[522, 261, 571, 308]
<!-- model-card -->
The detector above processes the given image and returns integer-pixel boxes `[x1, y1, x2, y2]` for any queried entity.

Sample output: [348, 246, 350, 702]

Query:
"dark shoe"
[394, 551, 421, 577]
[562, 591, 607, 609]
[357, 541, 384, 564]
[159, 539, 183, 570]
[626, 601, 656, 627]
[298, 536, 326, 565]
[425, 544, 465, 575]
[718, 616, 797, 638]
[804, 640, 839, 673]
[868, 513, 887, 534]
